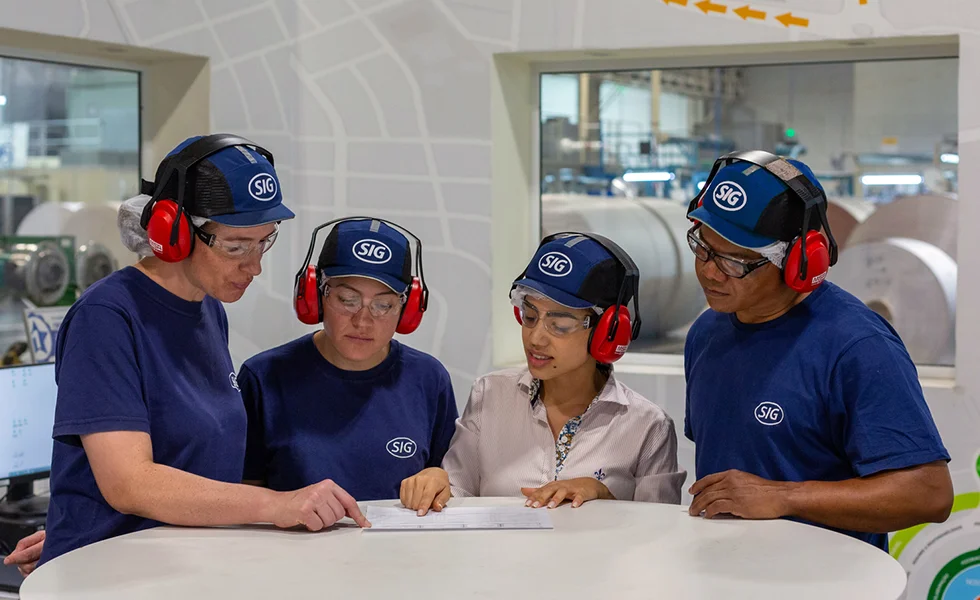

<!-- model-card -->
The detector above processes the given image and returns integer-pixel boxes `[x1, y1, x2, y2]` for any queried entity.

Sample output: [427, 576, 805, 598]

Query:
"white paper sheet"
[363, 506, 554, 531]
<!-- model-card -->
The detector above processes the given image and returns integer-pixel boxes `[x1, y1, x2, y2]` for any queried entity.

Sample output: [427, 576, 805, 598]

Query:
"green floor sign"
[892, 451, 980, 598]
[928, 548, 980, 600]
[891, 492, 980, 561]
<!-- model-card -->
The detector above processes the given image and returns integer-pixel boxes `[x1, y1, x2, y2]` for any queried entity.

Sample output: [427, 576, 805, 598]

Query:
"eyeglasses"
[686, 227, 769, 279]
[323, 283, 406, 319]
[197, 224, 279, 260]
[513, 297, 593, 337]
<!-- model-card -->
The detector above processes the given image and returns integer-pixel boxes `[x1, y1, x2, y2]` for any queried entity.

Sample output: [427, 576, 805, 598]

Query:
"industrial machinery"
[0, 236, 74, 306]
[0, 234, 118, 364]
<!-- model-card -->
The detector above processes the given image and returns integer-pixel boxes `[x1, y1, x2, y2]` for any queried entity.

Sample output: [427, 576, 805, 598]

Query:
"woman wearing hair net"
[4, 134, 368, 575]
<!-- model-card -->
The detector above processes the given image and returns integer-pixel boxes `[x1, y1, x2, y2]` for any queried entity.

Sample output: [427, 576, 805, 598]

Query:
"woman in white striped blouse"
[400, 233, 687, 515]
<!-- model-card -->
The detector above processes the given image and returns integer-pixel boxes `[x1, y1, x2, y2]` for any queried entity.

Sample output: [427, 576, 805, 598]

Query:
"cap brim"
[513, 278, 593, 310]
[320, 267, 409, 295]
[209, 204, 295, 227]
[688, 206, 778, 250]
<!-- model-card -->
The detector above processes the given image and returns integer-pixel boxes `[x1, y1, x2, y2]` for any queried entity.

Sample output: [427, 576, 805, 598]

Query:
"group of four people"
[5, 136, 952, 575]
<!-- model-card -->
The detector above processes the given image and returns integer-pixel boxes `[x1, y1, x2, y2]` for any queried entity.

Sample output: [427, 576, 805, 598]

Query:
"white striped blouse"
[442, 367, 686, 504]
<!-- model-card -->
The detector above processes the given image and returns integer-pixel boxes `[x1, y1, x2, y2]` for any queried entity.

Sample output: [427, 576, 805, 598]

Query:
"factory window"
[540, 57, 958, 366]
[1, 55, 140, 366]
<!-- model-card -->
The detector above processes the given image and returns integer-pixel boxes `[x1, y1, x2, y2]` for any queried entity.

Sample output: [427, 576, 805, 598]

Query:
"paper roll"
[826, 196, 876, 248]
[16, 201, 134, 271]
[829, 238, 956, 365]
[541, 194, 705, 336]
[846, 194, 957, 259]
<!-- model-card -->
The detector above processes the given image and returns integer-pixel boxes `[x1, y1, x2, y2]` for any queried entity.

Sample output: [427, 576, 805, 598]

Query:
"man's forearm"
[781, 462, 952, 533]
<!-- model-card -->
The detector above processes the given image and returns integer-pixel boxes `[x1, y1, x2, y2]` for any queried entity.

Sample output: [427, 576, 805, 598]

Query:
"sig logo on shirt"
[386, 437, 417, 459]
[713, 181, 747, 212]
[754, 401, 784, 426]
[248, 173, 278, 201]
[538, 252, 573, 277]
[229, 372, 240, 391]
[353, 239, 392, 265]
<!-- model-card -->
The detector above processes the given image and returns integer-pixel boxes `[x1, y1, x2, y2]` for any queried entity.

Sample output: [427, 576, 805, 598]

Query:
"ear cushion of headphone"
[294, 265, 322, 325]
[589, 305, 633, 364]
[783, 230, 831, 294]
[687, 197, 704, 223]
[146, 199, 193, 262]
[396, 277, 426, 335]
[513, 305, 523, 325]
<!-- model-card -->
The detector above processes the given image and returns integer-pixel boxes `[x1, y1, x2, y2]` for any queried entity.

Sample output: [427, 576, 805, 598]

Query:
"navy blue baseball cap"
[513, 234, 627, 310]
[688, 158, 824, 249]
[317, 219, 412, 294]
[155, 135, 294, 227]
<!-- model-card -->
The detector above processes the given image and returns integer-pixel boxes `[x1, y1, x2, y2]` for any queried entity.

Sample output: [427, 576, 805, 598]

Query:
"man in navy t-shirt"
[238, 218, 458, 500]
[682, 150, 952, 552]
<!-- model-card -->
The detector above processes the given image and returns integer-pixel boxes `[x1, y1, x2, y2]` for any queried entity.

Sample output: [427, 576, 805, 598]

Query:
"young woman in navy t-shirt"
[237, 218, 458, 502]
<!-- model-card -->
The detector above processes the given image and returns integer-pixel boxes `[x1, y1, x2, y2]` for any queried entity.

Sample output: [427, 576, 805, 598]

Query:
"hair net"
[758, 240, 790, 268]
[117, 195, 210, 258]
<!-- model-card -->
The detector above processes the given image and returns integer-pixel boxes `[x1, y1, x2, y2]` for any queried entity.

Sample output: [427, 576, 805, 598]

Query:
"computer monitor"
[0, 363, 56, 518]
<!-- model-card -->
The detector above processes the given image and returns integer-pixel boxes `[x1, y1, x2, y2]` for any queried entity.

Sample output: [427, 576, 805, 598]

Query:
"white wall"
[852, 58, 959, 156]
[738, 58, 958, 171]
[3, 0, 978, 509]
[738, 62, 856, 172]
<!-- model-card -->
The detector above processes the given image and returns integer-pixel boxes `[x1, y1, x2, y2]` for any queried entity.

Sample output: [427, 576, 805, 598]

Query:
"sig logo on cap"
[249, 173, 278, 202]
[353, 239, 392, 264]
[713, 181, 747, 212]
[538, 252, 573, 277]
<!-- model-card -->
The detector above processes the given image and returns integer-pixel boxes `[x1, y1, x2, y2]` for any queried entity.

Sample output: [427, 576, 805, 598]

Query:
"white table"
[21, 498, 907, 600]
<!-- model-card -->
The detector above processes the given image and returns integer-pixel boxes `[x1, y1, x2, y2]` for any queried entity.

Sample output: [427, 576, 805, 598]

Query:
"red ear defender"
[396, 277, 426, 335]
[589, 305, 633, 364]
[783, 230, 831, 294]
[513, 305, 524, 325]
[145, 199, 193, 262]
[293, 265, 322, 325]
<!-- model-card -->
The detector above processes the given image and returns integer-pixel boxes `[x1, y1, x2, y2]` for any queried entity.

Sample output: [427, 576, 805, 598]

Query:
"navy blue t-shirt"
[684, 282, 949, 551]
[238, 335, 458, 500]
[40, 267, 247, 565]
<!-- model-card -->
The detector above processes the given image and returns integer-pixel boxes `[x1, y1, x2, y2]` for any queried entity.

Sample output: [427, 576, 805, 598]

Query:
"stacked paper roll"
[825, 196, 876, 248]
[846, 193, 957, 259]
[541, 194, 705, 337]
[829, 237, 956, 365]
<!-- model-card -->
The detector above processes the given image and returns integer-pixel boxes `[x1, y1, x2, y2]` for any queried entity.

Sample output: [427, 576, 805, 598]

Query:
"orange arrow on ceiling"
[776, 12, 809, 27]
[734, 5, 766, 20]
[663, 0, 689, 5]
[696, 0, 728, 14]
